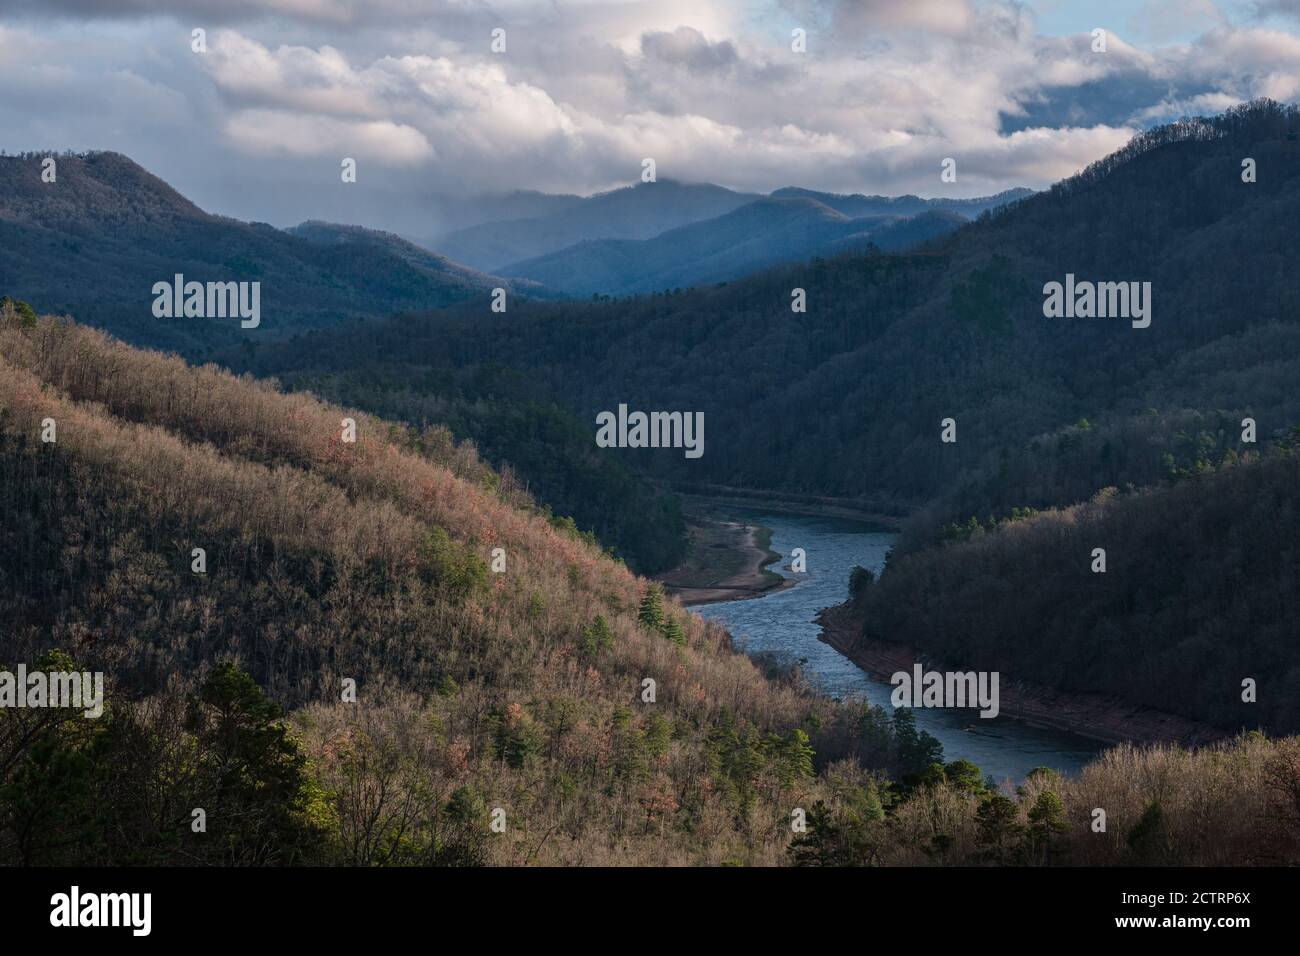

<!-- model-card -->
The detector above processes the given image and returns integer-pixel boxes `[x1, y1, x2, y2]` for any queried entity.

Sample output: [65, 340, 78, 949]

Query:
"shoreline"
[675, 489, 903, 530]
[815, 602, 1227, 748]
[659, 498, 1224, 751]
[656, 514, 794, 607]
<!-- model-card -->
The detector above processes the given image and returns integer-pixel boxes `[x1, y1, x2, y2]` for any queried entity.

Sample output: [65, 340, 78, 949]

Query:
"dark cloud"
[640, 26, 738, 71]
[1001, 75, 1181, 132]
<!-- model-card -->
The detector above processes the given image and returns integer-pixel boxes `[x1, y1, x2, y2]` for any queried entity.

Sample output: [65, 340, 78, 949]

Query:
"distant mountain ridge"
[501, 197, 967, 296]
[0, 151, 1033, 345]
[430, 179, 1032, 296]
[428, 179, 761, 271]
[0, 151, 522, 355]
[767, 186, 1035, 219]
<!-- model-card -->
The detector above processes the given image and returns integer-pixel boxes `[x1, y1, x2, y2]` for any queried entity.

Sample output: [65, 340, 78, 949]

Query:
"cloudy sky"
[2, 0, 1299, 237]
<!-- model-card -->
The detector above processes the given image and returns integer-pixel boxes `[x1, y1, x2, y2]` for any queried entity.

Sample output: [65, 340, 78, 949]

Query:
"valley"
[3, 99, 1300, 871]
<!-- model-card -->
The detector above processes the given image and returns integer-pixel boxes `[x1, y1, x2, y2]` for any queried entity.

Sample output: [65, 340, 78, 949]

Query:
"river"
[692, 510, 1101, 782]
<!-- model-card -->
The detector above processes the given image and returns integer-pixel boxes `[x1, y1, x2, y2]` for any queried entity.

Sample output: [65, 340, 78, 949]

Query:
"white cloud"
[2, 0, 1296, 231]
[224, 109, 434, 162]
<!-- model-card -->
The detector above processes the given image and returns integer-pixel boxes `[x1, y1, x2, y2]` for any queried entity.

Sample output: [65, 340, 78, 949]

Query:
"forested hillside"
[281, 362, 689, 574]
[0, 308, 828, 863]
[246, 100, 1300, 536]
[2, 307, 1299, 869]
[0, 151, 524, 354]
[848, 444, 1300, 735]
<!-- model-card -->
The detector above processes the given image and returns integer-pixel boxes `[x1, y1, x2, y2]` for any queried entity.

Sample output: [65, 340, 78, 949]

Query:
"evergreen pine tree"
[638, 584, 665, 631]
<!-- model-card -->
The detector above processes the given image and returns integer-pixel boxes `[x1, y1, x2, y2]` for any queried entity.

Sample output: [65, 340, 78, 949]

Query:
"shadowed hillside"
[251, 101, 1300, 524]
[0, 151, 524, 354]
[847, 444, 1300, 735]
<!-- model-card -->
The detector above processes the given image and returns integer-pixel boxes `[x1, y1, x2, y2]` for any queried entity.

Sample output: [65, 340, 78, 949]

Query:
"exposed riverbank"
[656, 513, 793, 606]
[669, 499, 1223, 752]
[816, 601, 1227, 748]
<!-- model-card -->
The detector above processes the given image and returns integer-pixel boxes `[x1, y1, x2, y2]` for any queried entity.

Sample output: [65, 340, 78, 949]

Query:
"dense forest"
[218, 100, 1300, 742]
[266, 362, 687, 575]
[240, 101, 1300, 537]
[4, 306, 1298, 866]
[848, 441, 1300, 735]
[0, 307, 898, 864]
[5, 100, 1300, 867]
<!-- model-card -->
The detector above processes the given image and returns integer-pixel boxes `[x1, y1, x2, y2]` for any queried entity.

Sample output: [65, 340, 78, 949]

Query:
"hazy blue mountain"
[500, 198, 966, 296]
[423, 188, 586, 235]
[427, 179, 762, 271]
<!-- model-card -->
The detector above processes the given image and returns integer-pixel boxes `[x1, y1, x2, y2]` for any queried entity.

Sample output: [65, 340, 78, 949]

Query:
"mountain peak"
[0, 150, 209, 230]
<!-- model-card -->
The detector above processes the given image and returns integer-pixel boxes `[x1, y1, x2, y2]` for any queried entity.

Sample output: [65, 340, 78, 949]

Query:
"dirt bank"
[816, 602, 1227, 748]
[656, 515, 793, 607]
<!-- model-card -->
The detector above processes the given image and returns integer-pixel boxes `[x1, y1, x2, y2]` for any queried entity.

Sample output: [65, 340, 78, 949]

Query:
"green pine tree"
[591, 614, 615, 650]
[638, 584, 665, 631]
[660, 615, 686, 646]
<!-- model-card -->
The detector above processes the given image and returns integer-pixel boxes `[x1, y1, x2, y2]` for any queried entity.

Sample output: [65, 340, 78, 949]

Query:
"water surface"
[693, 510, 1100, 782]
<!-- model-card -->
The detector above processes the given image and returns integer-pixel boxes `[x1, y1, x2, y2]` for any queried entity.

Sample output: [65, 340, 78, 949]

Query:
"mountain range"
[0, 151, 1032, 572]
[500, 200, 968, 297]
[297, 101, 1297, 523]
[425, 179, 1033, 295]
[1, 153, 1027, 355]
[0, 151, 527, 354]
[424, 179, 762, 270]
